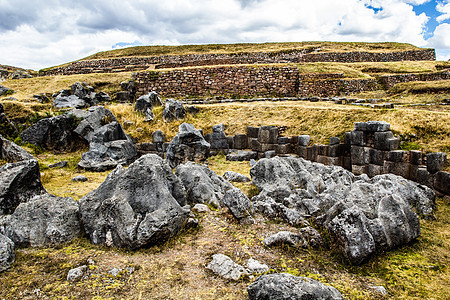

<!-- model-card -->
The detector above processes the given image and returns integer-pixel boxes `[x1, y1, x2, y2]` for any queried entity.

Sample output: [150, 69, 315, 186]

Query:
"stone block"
[368, 149, 387, 165]
[258, 126, 278, 144]
[384, 161, 409, 178]
[298, 135, 311, 147]
[251, 138, 260, 151]
[276, 144, 291, 155]
[427, 152, 447, 174]
[350, 130, 366, 146]
[326, 156, 343, 166]
[318, 145, 328, 156]
[355, 121, 390, 132]
[374, 131, 394, 150]
[327, 144, 344, 157]
[416, 167, 433, 188]
[226, 150, 258, 161]
[409, 150, 423, 165]
[233, 134, 248, 150]
[343, 156, 352, 170]
[317, 155, 328, 165]
[434, 171, 450, 195]
[344, 132, 352, 147]
[260, 143, 276, 152]
[277, 137, 291, 144]
[352, 164, 367, 176]
[227, 136, 234, 149]
[297, 146, 307, 158]
[264, 151, 276, 159]
[367, 164, 384, 177]
[351, 146, 370, 165]
[387, 150, 408, 163]
[247, 126, 259, 138]
[329, 137, 340, 145]
[408, 164, 419, 181]
[306, 145, 318, 162]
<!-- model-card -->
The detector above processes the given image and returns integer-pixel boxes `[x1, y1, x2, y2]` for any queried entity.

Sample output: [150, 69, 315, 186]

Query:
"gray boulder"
[79, 154, 189, 249]
[71, 106, 117, 143]
[0, 104, 19, 138]
[246, 258, 269, 274]
[0, 159, 45, 215]
[0, 135, 34, 162]
[0, 194, 81, 247]
[222, 188, 254, 222]
[20, 114, 86, 152]
[166, 123, 210, 168]
[206, 124, 228, 150]
[175, 161, 233, 208]
[250, 156, 435, 264]
[0, 85, 13, 96]
[53, 94, 87, 109]
[226, 150, 258, 161]
[206, 254, 248, 280]
[247, 273, 344, 300]
[262, 228, 323, 249]
[78, 122, 137, 171]
[0, 233, 15, 272]
[163, 99, 186, 122]
[223, 171, 251, 182]
[135, 94, 155, 122]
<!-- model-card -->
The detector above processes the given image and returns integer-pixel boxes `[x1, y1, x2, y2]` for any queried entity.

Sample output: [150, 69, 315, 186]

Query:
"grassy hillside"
[83, 42, 423, 60]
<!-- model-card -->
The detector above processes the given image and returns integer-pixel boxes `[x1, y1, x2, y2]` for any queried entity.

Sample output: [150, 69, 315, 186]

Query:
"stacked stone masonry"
[39, 49, 435, 76]
[137, 121, 449, 196]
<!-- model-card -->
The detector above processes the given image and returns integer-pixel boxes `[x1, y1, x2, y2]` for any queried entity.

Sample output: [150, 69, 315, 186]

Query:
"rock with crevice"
[0, 159, 46, 215]
[250, 156, 435, 264]
[223, 171, 251, 183]
[71, 106, 117, 143]
[0, 194, 82, 247]
[222, 188, 254, 223]
[206, 254, 248, 280]
[166, 123, 210, 168]
[79, 154, 190, 249]
[262, 228, 323, 249]
[163, 99, 186, 122]
[175, 161, 233, 208]
[247, 273, 344, 300]
[0, 135, 34, 162]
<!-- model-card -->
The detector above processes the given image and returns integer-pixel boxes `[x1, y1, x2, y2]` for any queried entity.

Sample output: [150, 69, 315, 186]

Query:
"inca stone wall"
[39, 49, 435, 76]
[378, 70, 450, 89]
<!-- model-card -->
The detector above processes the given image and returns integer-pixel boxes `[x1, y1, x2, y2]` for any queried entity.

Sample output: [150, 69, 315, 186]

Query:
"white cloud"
[436, 0, 450, 22]
[0, 0, 437, 70]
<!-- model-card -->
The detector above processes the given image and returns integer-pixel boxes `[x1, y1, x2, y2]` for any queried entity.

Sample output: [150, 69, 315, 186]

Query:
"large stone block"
[277, 137, 291, 145]
[409, 150, 423, 165]
[247, 126, 259, 139]
[276, 144, 291, 155]
[260, 143, 276, 153]
[374, 131, 394, 150]
[387, 150, 408, 163]
[233, 134, 248, 150]
[416, 167, 433, 188]
[352, 164, 367, 175]
[384, 161, 410, 178]
[350, 130, 366, 146]
[427, 152, 447, 174]
[297, 146, 307, 158]
[355, 121, 390, 132]
[434, 171, 450, 195]
[298, 135, 311, 147]
[368, 148, 387, 165]
[251, 138, 260, 152]
[327, 144, 344, 157]
[306, 145, 318, 162]
[343, 156, 352, 170]
[351, 146, 370, 165]
[258, 126, 278, 144]
[318, 145, 328, 156]
[367, 164, 384, 177]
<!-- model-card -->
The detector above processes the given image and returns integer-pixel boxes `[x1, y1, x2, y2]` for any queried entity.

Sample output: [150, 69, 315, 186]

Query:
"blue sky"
[0, 0, 449, 70]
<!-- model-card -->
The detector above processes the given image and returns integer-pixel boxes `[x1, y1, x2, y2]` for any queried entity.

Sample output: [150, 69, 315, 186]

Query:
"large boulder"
[79, 154, 190, 249]
[222, 188, 254, 223]
[175, 161, 233, 208]
[163, 99, 186, 122]
[71, 106, 117, 143]
[0, 159, 45, 215]
[0, 233, 15, 272]
[0, 135, 34, 162]
[250, 156, 435, 264]
[78, 121, 137, 171]
[20, 114, 86, 152]
[247, 273, 344, 300]
[53, 82, 111, 109]
[53, 94, 87, 109]
[206, 124, 228, 150]
[135, 94, 155, 122]
[0, 194, 81, 247]
[166, 123, 210, 168]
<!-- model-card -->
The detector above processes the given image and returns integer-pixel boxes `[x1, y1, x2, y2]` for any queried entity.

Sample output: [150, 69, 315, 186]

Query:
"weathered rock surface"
[250, 156, 435, 264]
[71, 106, 117, 143]
[0, 233, 15, 272]
[163, 99, 186, 122]
[0, 159, 45, 215]
[206, 124, 228, 150]
[0, 103, 19, 138]
[0, 194, 81, 247]
[206, 254, 248, 280]
[78, 122, 137, 171]
[166, 123, 210, 168]
[79, 154, 190, 249]
[20, 114, 86, 152]
[247, 273, 344, 300]
[135, 94, 155, 122]
[262, 228, 323, 249]
[226, 150, 258, 161]
[0, 85, 12, 96]
[53, 94, 87, 109]
[246, 258, 269, 274]
[223, 171, 251, 182]
[175, 161, 233, 208]
[67, 265, 88, 282]
[53, 82, 111, 108]
[0, 135, 34, 162]
[222, 188, 254, 222]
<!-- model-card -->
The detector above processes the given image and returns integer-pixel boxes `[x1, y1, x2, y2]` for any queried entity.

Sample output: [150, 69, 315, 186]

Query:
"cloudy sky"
[1, 0, 449, 70]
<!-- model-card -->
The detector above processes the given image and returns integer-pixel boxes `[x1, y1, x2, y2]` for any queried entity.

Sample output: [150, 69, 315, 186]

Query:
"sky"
[0, 0, 449, 70]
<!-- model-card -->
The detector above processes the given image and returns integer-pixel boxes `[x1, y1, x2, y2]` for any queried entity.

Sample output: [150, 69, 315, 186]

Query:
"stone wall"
[378, 70, 450, 89]
[136, 121, 450, 196]
[39, 49, 435, 76]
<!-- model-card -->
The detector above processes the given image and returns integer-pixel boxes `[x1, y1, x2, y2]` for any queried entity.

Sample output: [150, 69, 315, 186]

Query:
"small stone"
[48, 161, 68, 168]
[223, 171, 251, 182]
[369, 285, 388, 296]
[72, 175, 88, 182]
[192, 204, 210, 213]
[246, 258, 269, 274]
[67, 265, 88, 282]
[206, 254, 248, 280]
[108, 268, 121, 277]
